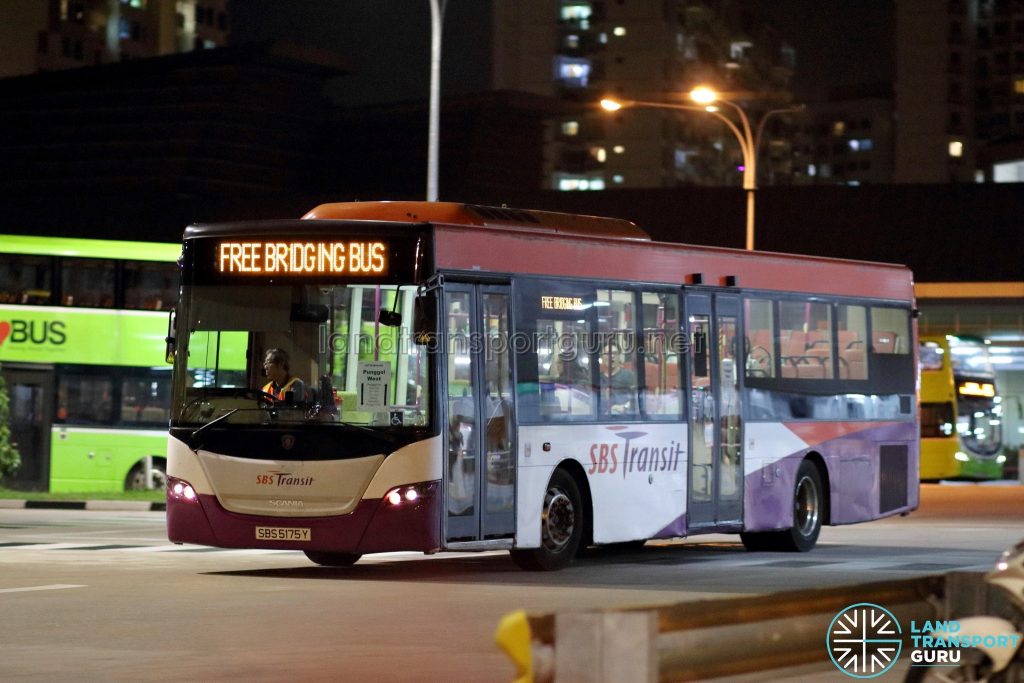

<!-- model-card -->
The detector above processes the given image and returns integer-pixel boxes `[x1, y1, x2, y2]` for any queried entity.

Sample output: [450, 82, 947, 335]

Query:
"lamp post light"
[427, 0, 448, 202]
[601, 90, 803, 250]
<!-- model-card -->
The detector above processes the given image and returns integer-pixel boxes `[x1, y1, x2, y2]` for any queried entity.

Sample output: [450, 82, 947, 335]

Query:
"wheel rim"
[541, 487, 574, 553]
[128, 467, 166, 491]
[794, 474, 820, 537]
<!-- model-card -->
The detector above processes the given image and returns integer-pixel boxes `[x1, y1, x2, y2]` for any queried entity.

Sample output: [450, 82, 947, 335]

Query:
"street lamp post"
[427, 0, 448, 203]
[601, 90, 803, 250]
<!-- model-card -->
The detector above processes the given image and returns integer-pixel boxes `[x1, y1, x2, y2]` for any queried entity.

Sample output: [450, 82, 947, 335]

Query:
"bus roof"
[300, 201, 912, 301]
[302, 201, 650, 241]
[0, 234, 180, 262]
[188, 201, 913, 302]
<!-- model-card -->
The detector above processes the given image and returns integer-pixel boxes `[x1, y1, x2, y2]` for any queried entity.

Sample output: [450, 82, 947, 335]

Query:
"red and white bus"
[166, 202, 919, 570]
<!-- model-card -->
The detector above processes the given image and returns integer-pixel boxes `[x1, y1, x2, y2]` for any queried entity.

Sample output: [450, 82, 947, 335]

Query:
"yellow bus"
[919, 335, 1005, 480]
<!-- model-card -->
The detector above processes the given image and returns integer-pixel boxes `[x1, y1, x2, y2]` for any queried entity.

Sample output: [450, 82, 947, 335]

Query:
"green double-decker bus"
[0, 234, 180, 492]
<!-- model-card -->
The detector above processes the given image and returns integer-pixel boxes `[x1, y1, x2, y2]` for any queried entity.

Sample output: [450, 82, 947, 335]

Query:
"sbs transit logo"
[827, 602, 903, 678]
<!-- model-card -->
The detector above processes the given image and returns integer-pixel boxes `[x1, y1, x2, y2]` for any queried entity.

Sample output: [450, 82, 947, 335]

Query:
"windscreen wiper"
[189, 408, 239, 451]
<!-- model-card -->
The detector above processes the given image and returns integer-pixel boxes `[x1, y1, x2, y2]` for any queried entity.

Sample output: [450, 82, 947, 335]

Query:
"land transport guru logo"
[827, 603, 903, 678]
[827, 602, 1024, 678]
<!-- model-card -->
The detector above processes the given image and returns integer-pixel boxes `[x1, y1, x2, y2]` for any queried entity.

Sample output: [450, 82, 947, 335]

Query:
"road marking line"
[0, 584, 85, 594]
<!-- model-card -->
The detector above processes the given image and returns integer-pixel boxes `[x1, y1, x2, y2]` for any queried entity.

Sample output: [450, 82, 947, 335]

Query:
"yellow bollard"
[494, 609, 533, 683]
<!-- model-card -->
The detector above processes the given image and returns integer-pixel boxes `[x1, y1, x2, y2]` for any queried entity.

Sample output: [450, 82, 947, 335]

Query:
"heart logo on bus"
[0, 321, 10, 347]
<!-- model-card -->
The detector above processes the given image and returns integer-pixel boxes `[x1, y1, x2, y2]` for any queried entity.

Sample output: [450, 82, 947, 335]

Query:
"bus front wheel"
[740, 459, 823, 553]
[510, 468, 583, 571]
[304, 551, 361, 567]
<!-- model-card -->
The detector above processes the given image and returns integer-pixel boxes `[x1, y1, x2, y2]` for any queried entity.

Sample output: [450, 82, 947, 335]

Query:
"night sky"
[752, 0, 894, 100]
[229, 0, 894, 104]
[228, 0, 493, 105]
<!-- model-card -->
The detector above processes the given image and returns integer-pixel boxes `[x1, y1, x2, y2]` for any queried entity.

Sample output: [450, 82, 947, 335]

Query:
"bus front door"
[685, 293, 743, 529]
[443, 284, 516, 544]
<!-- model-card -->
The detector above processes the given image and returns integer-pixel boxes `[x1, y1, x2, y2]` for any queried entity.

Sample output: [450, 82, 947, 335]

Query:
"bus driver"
[262, 348, 306, 402]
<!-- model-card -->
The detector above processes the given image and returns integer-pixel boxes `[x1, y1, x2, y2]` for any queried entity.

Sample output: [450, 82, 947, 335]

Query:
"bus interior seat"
[839, 336, 866, 379]
[746, 330, 774, 376]
[872, 331, 897, 354]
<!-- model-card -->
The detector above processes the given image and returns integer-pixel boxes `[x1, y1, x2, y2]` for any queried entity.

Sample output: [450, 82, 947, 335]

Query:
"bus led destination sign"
[541, 296, 585, 311]
[216, 240, 388, 276]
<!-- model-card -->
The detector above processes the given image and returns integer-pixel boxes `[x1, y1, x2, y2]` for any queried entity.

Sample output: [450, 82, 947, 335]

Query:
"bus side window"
[869, 308, 910, 354]
[837, 304, 867, 380]
[641, 291, 681, 419]
[59, 374, 114, 424]
[62, 257, 115, 308]
[743, 298, 775, 379]
[124, 261, 178, 311]
[0, 254, 52, 305]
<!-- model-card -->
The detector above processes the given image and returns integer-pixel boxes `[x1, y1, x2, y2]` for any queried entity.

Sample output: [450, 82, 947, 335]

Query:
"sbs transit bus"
[165, 202, 919, 570]
[919, 335, 1005, 480]
[0, 234, 180, 492]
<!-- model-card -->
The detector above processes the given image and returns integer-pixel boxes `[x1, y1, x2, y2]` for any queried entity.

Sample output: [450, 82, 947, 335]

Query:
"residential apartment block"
[491, 0, 799, 191]
[895, 0, 1024, 183]
[0, 0, 228, 78]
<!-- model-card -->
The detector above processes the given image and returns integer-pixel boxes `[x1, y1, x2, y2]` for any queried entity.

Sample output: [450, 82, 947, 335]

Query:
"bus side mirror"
[413, 294, 437, 345]
[165, 309, 176, 364]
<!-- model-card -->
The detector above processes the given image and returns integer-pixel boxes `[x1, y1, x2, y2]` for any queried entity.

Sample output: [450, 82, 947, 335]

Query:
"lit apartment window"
[556, 174, 605, 191]
[993, 161, 1024, 182]
[832, 121, 846, 136]
[561, 4, 591, 28]
[613, 145, 625, 154]
[591, 147, 607, 163]
[1014, 78, 1024, 95]
[848, 138, 874, 152]
[729, 41, 752, 61]
[612, 174, 625, 184]
[949, 140, 965, 157]
[562, 120, 580, 136]
[613, 26, 627, 36]
[564, 34, 580, 49]
[554, 56, 591, 87]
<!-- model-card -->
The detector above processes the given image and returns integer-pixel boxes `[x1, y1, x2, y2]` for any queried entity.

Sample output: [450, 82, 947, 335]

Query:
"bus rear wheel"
[740, 460, 823, 553]
[125, 459, 167, 491]
[510, 468, 583, 571]
[304, 551, 362, 567]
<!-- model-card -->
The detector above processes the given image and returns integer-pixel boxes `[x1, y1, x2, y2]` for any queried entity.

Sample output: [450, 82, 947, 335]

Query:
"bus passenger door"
[0, 367, 54, 490]
[443, 284, 516, 543]
[685, 293, 743, 529]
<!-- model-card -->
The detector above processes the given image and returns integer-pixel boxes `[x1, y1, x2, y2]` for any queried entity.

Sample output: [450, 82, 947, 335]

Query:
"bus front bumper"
[166, 478, 441, 555]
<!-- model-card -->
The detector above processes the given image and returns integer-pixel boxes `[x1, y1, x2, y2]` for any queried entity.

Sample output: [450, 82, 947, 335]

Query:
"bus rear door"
[685, 292, 743, 529]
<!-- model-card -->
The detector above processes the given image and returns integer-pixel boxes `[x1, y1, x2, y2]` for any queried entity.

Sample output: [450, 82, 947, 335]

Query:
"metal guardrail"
[495, 574, 947, 683]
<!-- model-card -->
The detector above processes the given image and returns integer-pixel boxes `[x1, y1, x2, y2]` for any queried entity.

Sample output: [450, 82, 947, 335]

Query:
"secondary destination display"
[216, 240, 388, 275]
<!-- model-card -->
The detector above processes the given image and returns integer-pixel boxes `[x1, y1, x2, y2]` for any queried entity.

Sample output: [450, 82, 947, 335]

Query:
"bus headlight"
[954, 451, 970, 462]
[382, 482, 437, 507]
[996, 454, 1007, 464]
[167, 476, 199, 504]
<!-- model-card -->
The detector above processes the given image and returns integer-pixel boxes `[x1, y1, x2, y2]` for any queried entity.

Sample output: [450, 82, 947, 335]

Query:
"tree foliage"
[0, 369, 22, 480]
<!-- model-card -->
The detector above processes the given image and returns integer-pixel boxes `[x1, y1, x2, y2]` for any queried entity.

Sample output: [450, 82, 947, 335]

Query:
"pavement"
[0, 479, 1018, 514]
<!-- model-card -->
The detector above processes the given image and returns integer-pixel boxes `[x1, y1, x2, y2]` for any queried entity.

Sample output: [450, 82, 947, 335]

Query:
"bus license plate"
[255, 526, 311, 542]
